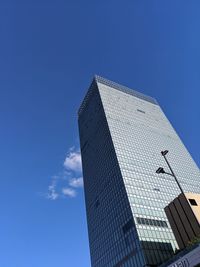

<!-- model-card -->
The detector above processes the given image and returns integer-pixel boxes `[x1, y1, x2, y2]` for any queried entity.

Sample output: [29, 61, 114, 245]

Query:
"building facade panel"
[165, 193, 200, 250]
[78, 81, 145, 267]
[78, 76, 200, 266]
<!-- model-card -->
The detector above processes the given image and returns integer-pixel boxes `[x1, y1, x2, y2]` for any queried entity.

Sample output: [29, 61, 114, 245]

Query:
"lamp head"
[156, 167, 165, 174]
[161, 150, 168, 156]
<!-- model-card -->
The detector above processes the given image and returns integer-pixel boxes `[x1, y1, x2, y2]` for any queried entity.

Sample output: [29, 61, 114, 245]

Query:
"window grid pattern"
[79, 83, 146, 267]
[78, 77, 200, 267]
[95, 75, 158, 105]
[97, 81, 200, 266]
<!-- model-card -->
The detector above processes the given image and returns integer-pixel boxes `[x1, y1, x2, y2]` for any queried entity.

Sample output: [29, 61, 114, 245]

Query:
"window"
[189, 198, 198, 206]
[136, 217, 168, 228]
[153, 188, 160, 192]
[95, 199, 100, 208]
[122, 219, 134, 234]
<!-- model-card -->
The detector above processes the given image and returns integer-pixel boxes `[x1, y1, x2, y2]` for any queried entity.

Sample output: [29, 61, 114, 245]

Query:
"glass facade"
[78, 76, 200, 267]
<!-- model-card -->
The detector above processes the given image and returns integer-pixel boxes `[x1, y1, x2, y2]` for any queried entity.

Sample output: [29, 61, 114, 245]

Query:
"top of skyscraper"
[95, 75, 158, 105]
[78, 75, 158, 116]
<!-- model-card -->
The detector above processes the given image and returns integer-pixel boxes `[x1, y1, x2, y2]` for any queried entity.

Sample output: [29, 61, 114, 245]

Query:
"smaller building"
[165, 193, 200, 250]
[159, 244, 200, 267]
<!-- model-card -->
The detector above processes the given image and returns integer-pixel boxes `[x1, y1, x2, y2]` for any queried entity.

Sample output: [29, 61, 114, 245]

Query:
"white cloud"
[64, 151, 82, 173]
[62, 187, 77, 198]
[69, 177, 83, 188]
[69, 146, 75, 151]
[47, 180, 59, 200]
[44, 146, 83, 201]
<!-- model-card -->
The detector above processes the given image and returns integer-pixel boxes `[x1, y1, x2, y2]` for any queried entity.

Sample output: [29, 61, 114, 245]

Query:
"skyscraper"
[78, 76, 200, 267]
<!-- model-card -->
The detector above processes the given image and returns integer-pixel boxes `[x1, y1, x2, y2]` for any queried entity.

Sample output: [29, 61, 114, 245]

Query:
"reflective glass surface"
[78, 77, 200, 267]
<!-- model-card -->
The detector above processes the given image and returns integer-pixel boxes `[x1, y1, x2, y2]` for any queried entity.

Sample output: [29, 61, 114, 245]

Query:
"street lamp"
[156, 167, 165, 174]
[156, 149, 200, 231]
[161, 150, 168, 156]
[156, 150, 185, 195]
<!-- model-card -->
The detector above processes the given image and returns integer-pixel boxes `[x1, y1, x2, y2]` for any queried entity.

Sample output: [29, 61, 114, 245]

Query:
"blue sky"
[0, 1, 200, 266]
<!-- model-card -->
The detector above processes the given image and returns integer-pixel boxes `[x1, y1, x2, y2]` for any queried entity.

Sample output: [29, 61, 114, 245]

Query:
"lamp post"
[156, 150, 185, 196]
[156, 150, 200, 230]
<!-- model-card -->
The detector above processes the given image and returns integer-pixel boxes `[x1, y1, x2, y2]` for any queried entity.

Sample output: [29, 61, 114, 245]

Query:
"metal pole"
[162, 153, 185, 196]
[161, 152, 200, 231]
